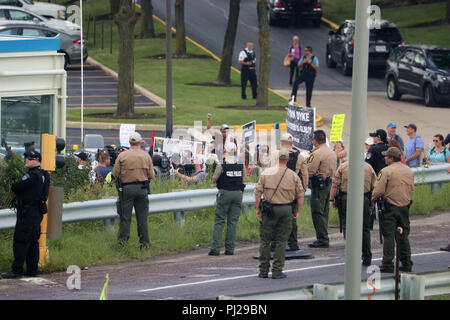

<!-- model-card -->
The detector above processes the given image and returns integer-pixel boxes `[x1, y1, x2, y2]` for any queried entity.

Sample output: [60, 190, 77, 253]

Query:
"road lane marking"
[137, 251, 446, 293]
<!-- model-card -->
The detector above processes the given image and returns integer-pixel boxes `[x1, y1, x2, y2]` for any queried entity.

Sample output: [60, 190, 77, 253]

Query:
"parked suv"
[385, 45, 450, 107]
[0, 0, 66, 20]
[267, 0, 322, 27]
[326, 20, 403, 76]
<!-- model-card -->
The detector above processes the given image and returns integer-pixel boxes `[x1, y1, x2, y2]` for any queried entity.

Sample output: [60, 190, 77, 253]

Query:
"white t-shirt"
[238, 49, 256, 63]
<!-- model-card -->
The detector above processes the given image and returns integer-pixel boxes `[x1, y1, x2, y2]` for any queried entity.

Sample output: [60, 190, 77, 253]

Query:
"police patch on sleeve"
[307, 154, 314, 164]
[377, 172, 382, 181]
[22, 173, 30, 181]
[366, 152, 372, 160]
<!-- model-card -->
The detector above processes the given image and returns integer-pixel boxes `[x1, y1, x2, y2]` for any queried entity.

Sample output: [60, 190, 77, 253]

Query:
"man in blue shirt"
[404, 123, 424, 168]
[290, 46, 319, 108]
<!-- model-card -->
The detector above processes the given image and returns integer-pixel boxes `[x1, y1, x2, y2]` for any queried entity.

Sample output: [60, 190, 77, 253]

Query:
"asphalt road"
[151, 0, 386, 91]
[0, 211, 448, 300]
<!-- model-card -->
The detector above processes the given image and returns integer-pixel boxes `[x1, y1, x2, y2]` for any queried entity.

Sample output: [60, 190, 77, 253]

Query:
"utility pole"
[344, 0, 371, 300]
[165, 0, 173, 138]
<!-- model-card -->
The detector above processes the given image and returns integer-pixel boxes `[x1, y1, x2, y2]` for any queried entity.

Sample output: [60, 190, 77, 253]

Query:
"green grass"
[321, 0, 450, 47]
[67, 0, 288, 127]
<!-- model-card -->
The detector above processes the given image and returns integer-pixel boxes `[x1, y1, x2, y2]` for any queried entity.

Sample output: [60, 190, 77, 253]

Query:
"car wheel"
[326, 47, 336, 68]
[387, 77, 401, 101]
[424, 84, 436, 107]
[64, 54, 69, 70]
[268, 9, 276, 26]
[342, 55, 352, 76]
[314, 18, 321, 27]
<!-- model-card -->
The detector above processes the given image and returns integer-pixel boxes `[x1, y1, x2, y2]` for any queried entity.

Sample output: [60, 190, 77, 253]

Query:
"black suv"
[385, 45, 450, 107]
[326, 20, 403, 76]
[267, 0, 322, 27]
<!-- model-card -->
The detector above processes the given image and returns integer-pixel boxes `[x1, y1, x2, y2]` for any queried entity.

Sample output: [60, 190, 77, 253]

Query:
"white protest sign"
[119, 124, 136, 147]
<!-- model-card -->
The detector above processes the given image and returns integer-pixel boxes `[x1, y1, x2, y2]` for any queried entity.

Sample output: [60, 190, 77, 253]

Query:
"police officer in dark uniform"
[1, 151, 50, 279]
[209, 143, 245, 256]
[365, 129, 389, 175]
[290, 46, 319, 107]
[239, 42, 257, 100]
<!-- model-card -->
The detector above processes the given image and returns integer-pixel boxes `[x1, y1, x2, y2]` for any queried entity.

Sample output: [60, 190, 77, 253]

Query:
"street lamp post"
[166, 0, 173, 138]
[344, 0, 371, 300]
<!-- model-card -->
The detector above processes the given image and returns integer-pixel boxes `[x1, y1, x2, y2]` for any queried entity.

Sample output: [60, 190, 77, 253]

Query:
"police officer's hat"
[26, 151, 41, 162]
[382, 147, 402, 159]
[279, 148, 290, 160]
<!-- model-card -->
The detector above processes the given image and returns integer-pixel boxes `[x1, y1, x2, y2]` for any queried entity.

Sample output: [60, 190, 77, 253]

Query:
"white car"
[0, 5, 79, 35]
[0, 0, 66, 20]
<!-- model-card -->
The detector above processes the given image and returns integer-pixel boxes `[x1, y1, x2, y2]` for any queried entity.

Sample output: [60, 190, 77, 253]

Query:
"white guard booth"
[0, 35, 66, 158]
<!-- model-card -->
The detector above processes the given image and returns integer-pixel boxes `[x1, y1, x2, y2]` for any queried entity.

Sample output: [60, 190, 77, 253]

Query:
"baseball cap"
[129, 132, 143, 143]
[369, 129, 387, 143]
[387, 122, 396, 128]
[404, 123, 417, 131]
[382, 147, 402, 159]
[281, 133, 293, 142]
[26, 151, 41, 161]
[75, 152, 88, 161]
[365, 137, 374, 145]
[279, 148, 290, 160]
[221, 124, 230, 130]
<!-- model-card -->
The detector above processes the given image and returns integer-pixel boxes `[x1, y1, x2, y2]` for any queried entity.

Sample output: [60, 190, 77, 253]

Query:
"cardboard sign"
[119, 124, 136, 147]
[330, 114, 346, 142]
[286, 103, 315, 151]
[153, 137, 206, 162]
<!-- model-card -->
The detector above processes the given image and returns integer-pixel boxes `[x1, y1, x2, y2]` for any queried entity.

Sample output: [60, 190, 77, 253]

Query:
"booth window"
[1, 95, 53, 158]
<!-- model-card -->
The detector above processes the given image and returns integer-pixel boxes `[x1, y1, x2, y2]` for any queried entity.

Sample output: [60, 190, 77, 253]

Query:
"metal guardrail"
[217, 270, 450, 300]
[0, 164, 448, 230]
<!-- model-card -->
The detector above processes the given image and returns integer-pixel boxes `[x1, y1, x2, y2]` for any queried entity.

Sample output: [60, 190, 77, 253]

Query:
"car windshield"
[370, 28, 402, 43]
[428, 50, 450, 71]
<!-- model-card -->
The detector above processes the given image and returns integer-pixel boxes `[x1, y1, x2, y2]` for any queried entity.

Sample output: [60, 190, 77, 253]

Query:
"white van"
[0, 0, 66, 20]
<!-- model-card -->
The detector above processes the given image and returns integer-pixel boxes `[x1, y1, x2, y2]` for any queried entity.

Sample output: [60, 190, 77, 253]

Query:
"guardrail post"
[173, 211, 186, 226]
[103, 217, 117, 230]
[400, 273, 425, 300]
[313, 284, 339, 300]
[430, 182, 442, 194]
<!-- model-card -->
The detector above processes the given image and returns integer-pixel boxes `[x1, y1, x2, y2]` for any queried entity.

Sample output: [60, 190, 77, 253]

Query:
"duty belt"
[122, 181, 146, 186]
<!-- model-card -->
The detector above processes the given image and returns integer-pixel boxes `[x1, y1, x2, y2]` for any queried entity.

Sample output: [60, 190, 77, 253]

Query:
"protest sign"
[242, 120, 256, 145]
[153, 137, 206, 162]
[119, 124, 136, 147]
[330, 114, 346, 142]
[286, 103, 315, 151]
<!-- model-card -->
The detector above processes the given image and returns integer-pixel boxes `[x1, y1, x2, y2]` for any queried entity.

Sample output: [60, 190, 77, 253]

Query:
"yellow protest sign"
[330, 114, 346, 142]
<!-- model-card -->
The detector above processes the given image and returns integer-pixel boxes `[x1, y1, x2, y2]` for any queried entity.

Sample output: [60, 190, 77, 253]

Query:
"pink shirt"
[289, 45, 302, 61]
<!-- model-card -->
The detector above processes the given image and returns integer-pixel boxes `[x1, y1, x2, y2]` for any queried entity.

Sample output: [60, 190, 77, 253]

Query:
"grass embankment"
[65, 0, 288, 126]
[321, 0, 450, 47]
[1, 181, 448, 273]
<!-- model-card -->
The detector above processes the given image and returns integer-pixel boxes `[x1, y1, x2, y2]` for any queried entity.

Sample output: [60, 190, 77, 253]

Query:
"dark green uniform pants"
[381, 204, 413, 269]
[259, 205, 292, 276]
[311, 184, 331, 245]
[117, 183, 150, 246]
[341, 194, 372, 263]
[210, 190, 243, 254]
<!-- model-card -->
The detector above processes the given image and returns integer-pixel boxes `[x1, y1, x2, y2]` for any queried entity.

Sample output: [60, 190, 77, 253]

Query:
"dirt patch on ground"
[218, 105, 287, 110]
[88, 113, 164, 119]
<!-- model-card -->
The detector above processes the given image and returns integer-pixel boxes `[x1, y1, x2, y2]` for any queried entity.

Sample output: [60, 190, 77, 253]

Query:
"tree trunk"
[256, 0, 270, 107]
[110, 0, 121, 17]
[141, 0, 155, 38]
[216, 0, 241, 85]
[114, 0, 139, 116]
[447, 0, 450, 24]
[175, 0, 186, 56]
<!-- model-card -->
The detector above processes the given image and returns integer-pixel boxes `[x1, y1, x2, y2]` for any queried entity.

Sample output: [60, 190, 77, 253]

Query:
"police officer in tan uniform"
[281, 133, 309, 251]
[329, 159, 377, 266]
[112, 132, 155, 248]
[372, 147, 414, 273]
[255, 149, 305, 279]
[307, 130, 337, 248]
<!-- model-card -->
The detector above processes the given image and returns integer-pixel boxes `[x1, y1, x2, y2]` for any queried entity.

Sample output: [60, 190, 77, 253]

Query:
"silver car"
[0, 23, 87, 68]
[0, 5, 79, 35]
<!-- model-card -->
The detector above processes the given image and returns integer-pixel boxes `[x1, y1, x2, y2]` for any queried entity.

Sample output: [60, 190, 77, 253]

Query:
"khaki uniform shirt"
[292, 150, 309, 190]
[371, 161, 414, 207]
[112, 147, 154, 183]
[333, 161, 377, 193]
[307, 144, 337, 180]
[254, 165, 305, 204]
